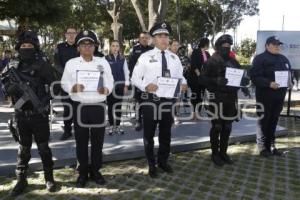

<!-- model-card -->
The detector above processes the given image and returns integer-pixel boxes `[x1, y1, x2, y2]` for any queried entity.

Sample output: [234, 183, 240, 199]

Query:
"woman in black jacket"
[190, 38, 210, 119]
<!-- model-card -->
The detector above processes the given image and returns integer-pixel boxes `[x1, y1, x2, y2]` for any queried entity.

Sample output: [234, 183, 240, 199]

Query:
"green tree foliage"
[0, 0, 72, 26]
[198, 0, 259, 46]
[0, 0, 259, 50]
[238, 38, 256, 58]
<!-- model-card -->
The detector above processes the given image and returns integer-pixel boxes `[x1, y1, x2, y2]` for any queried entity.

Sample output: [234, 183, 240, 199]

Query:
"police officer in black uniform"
[129, 32, 153, 131]
[54, 27, 78, 140]
[199, 34, 250, 166]
[2, 30, 58, 196]
[250, 36, 292, 157]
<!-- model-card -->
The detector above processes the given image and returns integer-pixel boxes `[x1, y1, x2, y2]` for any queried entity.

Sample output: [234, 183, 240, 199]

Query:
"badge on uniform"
[170, 55, 176, 60]
[83, 30, 89, 36]
[149, 55, 158, 63]
[163, 69, 171, 77]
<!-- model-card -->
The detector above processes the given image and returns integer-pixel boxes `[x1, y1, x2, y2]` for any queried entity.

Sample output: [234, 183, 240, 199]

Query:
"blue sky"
[237, 0, 300, 42]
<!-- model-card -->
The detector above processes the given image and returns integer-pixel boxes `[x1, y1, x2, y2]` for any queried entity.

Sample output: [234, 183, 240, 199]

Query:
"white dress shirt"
[123, 57, 130, 86]
[61, 56, 114, 103]
[131, 47, 187, 92]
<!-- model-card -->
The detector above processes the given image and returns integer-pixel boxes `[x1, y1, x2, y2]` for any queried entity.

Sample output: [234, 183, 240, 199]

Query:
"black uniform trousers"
[190, 85, 205, 113]
[107, 87, 124, 126]
[256, 90, 286, 151]
[73, 101, 106, 175]
[208, 92, 238, 155]
[142, 94, 174, 166]
[61, 91, 73, 133]
[16, 112, 53, 171]
[134, 88, 143, 123]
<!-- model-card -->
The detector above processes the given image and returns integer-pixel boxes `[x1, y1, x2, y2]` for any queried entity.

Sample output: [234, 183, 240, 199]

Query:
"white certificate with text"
[155, 77, 181, 98]
[76, 70, 101, 92]
[275, 71, 288, 88]
[225, 67, 244, 87]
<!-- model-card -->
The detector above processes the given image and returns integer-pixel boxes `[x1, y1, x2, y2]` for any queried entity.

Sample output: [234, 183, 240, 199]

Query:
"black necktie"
[97, 67, 104, 89]
[161, 51, 167, 77]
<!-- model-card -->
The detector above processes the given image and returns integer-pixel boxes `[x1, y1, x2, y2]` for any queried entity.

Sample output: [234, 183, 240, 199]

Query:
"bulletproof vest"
[15, 60, 49, 110]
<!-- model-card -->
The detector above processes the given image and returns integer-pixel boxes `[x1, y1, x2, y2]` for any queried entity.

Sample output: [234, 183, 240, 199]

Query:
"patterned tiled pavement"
[0, 117, 299, 200]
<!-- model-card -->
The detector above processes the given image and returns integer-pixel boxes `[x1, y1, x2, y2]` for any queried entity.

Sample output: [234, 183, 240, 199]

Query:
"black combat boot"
[220, 130, 234, 165]
[10, 169, 28, 196]
[210, 125, 224, 167]
[44, 168, 56, 192]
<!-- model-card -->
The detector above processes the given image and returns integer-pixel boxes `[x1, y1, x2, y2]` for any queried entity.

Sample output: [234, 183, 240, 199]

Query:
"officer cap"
[15, 30, 40, 50]
[75, 30, 97, 45]
[149, 22, 172, 37]
[266, 36, 283, 45]
[215, 34, 233, 48]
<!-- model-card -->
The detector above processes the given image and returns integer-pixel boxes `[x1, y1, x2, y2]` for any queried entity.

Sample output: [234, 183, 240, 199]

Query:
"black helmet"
[15, 30, 40, 51]
[214, 34, 233, 49]
[15, 30, 40, 50]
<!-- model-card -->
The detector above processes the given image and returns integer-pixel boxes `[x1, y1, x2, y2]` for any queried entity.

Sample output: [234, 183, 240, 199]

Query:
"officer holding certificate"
[198, 34, 250, 167]
[61, 30, 114, 187]
[131, 22, 188, 178]
[250, 36, 292, 157]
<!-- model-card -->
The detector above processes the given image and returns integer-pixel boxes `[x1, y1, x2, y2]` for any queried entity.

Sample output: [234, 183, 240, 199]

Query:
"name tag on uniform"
[163, 69, 171, 78]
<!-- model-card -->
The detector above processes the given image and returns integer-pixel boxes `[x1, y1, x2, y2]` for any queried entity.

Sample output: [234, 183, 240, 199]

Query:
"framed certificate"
[275, 71, 289, 88]
[76, 70, 103, 92]
[155, 76, 181, 98]
[225, 67, 245, 87]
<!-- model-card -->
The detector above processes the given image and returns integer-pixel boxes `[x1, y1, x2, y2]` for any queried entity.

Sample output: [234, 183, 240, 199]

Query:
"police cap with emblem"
[75, 30, 97, 45]
[149, 22, 172, 37]
[266, 36, 283, 45]
[15, 30, 40, 50]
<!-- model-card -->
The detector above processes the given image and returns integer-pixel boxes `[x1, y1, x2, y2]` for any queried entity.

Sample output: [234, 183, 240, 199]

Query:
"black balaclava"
[219, 46, 231, 60]
[18, 48, 37, 62]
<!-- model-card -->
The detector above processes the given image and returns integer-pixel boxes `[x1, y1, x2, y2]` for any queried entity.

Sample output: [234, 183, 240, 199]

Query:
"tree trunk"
[131, 0, 169, 32]
[158, 0, 168, 23]
[131, 0, 147, 31]
[107, 0, 124, 44]
[111, 22, 123, 42]
[148, 0, 159, 30]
